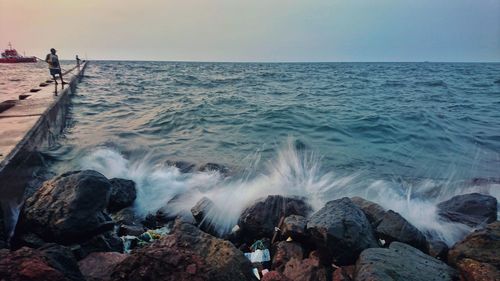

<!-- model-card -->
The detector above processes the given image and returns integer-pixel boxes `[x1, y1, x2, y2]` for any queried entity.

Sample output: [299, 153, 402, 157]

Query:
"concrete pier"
[0, 62, 88, 242]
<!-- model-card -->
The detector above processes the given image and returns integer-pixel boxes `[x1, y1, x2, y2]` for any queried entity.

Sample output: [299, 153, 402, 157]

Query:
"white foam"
[78, 140, 498, 245]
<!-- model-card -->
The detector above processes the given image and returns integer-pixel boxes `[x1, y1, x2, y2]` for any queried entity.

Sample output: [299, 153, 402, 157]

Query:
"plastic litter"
[252, 268, 261, 280]
[121, 226, 171, 253]
[244, 249, 271, 263]
[286, 236, 293, 242]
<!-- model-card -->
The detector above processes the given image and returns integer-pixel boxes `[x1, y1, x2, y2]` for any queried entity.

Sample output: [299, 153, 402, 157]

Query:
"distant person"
[76, 55, 81, 67]
[45, 48, 65, 85]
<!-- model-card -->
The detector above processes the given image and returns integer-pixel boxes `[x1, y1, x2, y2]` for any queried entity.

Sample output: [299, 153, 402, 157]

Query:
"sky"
[1, 0, 499, 62]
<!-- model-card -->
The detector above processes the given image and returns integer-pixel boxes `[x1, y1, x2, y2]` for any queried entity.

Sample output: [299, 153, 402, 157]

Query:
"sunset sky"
[1, 0, 499, 62]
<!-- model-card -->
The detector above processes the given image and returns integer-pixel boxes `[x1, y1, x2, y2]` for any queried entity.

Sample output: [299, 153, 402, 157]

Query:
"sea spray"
[78, 141, 498, 245]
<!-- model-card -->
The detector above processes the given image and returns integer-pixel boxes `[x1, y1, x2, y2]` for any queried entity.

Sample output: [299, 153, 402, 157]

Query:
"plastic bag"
[244, 249, 271, 263]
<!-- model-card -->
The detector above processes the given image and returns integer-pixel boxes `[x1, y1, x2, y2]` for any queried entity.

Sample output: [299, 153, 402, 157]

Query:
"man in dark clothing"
[45, 48, 65, 84]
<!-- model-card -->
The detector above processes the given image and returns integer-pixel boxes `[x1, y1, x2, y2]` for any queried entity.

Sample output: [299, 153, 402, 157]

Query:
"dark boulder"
[111, 220, 256, 281]
[108, 178, 137, 213]
[436, 193, 497, 227]
[17, 170, 114, 244]
[354, 242, 459, 281]
[375, 210, 428, 252]
[280, 215, 308, 241]
[118, 224, 145, 237]
[350, 196, 386, 227]
[427, 239, 449, 261]
[167, 159, 196, 173]
[199, 163, 230, 175]
[239, 195, 312, 240]
[306, 197, 379, 265]
[271, 241, 303, 272]
[191, 197, 218, 235]
[110, 207, 141, 226]
[0, 247, 68, 281]
[283, 255, 328, 281]
[448, 221, 500, 269]
[38, 243, 86, 281]
[78, 252, 127, 281]
[79, 231, 124, 259]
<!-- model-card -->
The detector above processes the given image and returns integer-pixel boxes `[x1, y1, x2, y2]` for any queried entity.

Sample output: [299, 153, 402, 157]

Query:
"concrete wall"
[0, 63, 88, 243]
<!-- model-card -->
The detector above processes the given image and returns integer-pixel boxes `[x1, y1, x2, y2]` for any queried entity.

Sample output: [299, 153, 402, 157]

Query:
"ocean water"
[6, 61, 500, 245]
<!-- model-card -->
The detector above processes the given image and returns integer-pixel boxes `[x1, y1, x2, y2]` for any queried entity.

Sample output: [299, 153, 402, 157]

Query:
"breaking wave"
[79, 139, 499, 246]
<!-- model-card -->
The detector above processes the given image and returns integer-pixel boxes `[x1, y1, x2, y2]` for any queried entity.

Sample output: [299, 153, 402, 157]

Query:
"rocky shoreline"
[0, 169, 498, 280]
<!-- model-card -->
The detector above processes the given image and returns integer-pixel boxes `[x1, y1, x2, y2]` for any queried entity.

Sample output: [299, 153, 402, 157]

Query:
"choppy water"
[6, 61, 500, 245]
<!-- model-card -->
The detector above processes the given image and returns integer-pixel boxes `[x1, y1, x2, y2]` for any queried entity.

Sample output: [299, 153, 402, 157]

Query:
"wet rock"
[79, 231, 123, 259]
[280, 215, 308, 241]
[427, 239, 449, 261]
[0, 247, 68, 281]
[118, 224, 145, 237]
[456, 258, 500, 281]
[39, 243, 85, 281]
[283, 255, 328, 281]
[355, 242, 459, 281]
[306, 197, 378, 265]
[199, 162, 230, 175]
[17, 170, 114, 244]
[110, 207, 141, 226]
[167, 160, 196, 173]
[13, 232, 46, 249]
[191, 197, 218, 235]
[332, 266, 354, 281]
[437, 193, 497, 227]
[261, 271, 292, 281]
[111, 220, 256, 281]
[78, 252, 127, 281]
[239, 195, 312, 240]
[350, 196, 386, 227]
[108, 178, 137, 213]
[375, 210, 428, 252]
[271, 241, 303, 272]
[448, 221, 500, 269]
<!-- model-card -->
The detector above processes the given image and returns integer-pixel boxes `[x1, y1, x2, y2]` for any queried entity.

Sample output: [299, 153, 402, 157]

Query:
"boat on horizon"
[0, 43, 37, 63]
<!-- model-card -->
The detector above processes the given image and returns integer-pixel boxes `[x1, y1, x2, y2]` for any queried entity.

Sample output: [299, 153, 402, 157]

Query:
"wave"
[77, 139, 498, 245]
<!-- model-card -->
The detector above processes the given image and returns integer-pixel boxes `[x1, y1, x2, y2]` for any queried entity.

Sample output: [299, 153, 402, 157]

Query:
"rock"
[199, 163, 230, 175]
[437, 193, 497, 227]
[110, 207, 141, 226]
[38, 243, 86, 281]
[332, 266, 354, 281]
[375, 210, 428, 252]
[350, 196, 386, 227]
[306, 197, 378, 265]
[448, 221, 500, 268]
[0, 247, 68, 281]
[355, 242, 459, 281]
[456, 258, 500, 281]
[111, 220, 256, 281]
[239, 195, 312, 240]
[427, 239, 449, 261]
[271, 241, 303, 272]
[261, 271, 292, 281]
[283, 256, 328, 281]
[79, 231, 123, 259]
[13, 232, 46, 249]
[191, 197, 218, 235]
[280, 215, 308, 241]
[17, 170, 114, 244]
[78, 252, 127, 281]
[108, 178, 137, 213]
[118, 224, 145, 237]
[167, 160, 196, 173]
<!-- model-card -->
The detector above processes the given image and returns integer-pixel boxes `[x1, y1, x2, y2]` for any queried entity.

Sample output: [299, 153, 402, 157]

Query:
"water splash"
[79, 140, 498, 245]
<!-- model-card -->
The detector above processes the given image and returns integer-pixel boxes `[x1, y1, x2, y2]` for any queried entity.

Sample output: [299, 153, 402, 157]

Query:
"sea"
[2, 61, 500, 245]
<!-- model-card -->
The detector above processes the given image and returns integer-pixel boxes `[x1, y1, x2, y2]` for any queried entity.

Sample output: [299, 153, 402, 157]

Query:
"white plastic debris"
[244, 249, 271, 263]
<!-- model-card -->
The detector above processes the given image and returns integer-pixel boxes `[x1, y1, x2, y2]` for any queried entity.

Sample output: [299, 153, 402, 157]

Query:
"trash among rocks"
[286, 237, 293, 242]
[121, 226, 171, 253]
[253, 268, 261, 280]
[245, 249, 271, 263]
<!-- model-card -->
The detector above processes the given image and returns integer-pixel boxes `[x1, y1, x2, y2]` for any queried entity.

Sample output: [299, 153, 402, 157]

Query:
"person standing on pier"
[76, 55, 81, 67]
[45, 48, 65, 85]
